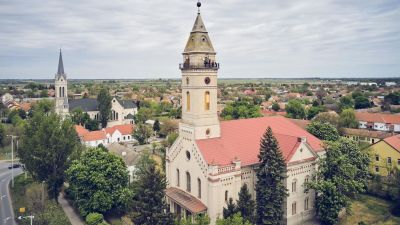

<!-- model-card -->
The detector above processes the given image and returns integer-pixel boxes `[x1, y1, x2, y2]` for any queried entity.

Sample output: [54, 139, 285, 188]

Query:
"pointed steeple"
[57, 49, 64, 75]
[183, 2, 215, 53]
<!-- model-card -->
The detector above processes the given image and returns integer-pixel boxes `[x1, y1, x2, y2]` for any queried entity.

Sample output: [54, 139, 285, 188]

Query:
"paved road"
[0, 161, 22, 225]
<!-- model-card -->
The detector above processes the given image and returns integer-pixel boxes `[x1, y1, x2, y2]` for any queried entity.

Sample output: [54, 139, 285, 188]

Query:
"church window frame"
[204, 91, 210, 111]
[186, 77, 190, 85]
[177, 169, 180, 187]
[186, 91, 190, 112]
[197, 178, 201, 199]
[225, 190, 228, 202]
[186, 171, 191, 192]
[304, 197, 309, 211]
[292, 179, 297, 193]
[292, 202, 297, 215]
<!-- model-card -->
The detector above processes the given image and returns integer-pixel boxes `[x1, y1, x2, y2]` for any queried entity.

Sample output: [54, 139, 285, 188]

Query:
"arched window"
[59, 87, 62, 97]
[186, 77, 189, 85]
[225, 190, 228, 202]
[176, 169, 180, 187]
[186, 91, 190, 112]
[292, 179, 297, 192]
[204, 91, 210, 111]
[292, 202, 297, 215]
[304, 175, 310, 185]
[116, 112, 119, 120]
[186, 172, 191, 192]
[304, 197, 309, 210]
[197, 178, 201, 198]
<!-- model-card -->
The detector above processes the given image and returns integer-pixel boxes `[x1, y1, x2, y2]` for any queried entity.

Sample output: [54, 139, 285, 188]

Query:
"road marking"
[3, 217, 10, 224]
[0, 195, 6, 200]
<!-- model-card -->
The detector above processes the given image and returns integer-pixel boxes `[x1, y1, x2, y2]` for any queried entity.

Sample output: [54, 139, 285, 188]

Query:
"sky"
[0, 0, 399, 79]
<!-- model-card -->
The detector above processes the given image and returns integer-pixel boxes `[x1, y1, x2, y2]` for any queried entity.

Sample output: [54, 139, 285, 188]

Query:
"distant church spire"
[57, 49, 64, 75]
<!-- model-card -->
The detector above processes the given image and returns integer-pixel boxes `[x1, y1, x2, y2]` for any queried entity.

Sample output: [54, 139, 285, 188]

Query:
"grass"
[0, 145, 12, 160]
[339, 194, 400, 225]
[10, 174, 71, 225]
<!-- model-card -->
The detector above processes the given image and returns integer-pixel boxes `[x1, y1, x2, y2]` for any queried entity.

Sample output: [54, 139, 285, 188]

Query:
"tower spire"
[57, 49, 64, 75]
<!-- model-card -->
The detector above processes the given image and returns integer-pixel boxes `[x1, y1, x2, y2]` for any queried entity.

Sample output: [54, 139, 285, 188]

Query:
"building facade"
[165, 3, 323, 224]
[54, 49, 69, 117]
[368, 134, 400, 176]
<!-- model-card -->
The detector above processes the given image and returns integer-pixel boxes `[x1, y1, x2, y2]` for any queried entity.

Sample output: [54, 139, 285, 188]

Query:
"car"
[8, 164, 21, 169]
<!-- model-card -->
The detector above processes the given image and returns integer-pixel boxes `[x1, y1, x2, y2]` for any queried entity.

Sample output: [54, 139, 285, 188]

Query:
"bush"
[86, 213, 104, 225]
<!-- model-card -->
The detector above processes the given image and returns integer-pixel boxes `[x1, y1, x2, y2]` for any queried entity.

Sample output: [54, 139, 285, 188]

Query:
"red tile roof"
[105, 124, 134, 135]
[82, 130, 107, 142]
[196, 116, 322, 166]
[355, 112, 400, 124]
[74, 125, 90, 137]
[165, 187, 207, 213]
[384, 134, 400, 151]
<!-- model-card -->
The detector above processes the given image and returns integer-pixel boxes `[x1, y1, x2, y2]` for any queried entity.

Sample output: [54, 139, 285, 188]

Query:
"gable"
[288, 142, 317, 164]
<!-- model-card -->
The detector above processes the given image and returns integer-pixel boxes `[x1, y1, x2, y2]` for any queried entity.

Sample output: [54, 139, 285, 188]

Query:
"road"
[0, 161, 22, 225]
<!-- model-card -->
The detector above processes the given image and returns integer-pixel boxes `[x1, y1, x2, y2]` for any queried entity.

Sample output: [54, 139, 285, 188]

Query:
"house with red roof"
[368, 134, 400, 176]
[355, 112, 400, 132]
[165, 5, 322, 225]
[74, 124, 135, 147]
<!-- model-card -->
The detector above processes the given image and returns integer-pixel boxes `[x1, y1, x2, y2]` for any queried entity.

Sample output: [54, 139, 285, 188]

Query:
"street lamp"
[18, 215, 34, 225]
[6, 135, 18, 187]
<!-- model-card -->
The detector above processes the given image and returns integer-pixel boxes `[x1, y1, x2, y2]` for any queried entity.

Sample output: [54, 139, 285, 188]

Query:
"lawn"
[339, 194, 400, 225]
[10, 174, 71, 225]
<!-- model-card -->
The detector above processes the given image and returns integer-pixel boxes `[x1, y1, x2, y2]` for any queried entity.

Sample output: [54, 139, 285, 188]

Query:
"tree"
[18, 108, 26, 119]
[237, 184, 255, 223]
[354, 96, 371, 109]
[86, 213, 105, 225]
[338, 96, 354, 111]
[271, 102, 280, 111]
[313, 112, 340, 128]
[32, 99, 54, 115]
[308, 138, 370, 225]
[339, 108, 358, 128]
[166, 132, 178, 147]
[0, 124, 4, 147]
[307, 106, 325, 120]
[66, 147, 132, 216]
[153, 119, 161, 133]
[97, 88, 112, 128]
[384, 92, 400, 105]
[285, 99, 306, 119]
[176, 214, 211, 225]
[306, 121, 339, 141]
[18, 111, 81, 200]
[130, 152, 174, 225]
[223, 197, 237, 219]
[217, 213, 253, 225]
[70, 108, 99, 131]
[220, 100, 262, 120]
[133, 124, 153, 145]
[159, 119, 178, 137]
[255, 127, 288, 225]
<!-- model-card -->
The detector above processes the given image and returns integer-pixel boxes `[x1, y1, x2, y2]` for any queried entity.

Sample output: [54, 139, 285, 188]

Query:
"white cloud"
[0, 0, 399, 78]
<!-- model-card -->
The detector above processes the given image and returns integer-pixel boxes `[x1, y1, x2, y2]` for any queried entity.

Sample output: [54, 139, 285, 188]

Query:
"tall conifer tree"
[237, 183, 255, 223]
[255, 127, 288, 225]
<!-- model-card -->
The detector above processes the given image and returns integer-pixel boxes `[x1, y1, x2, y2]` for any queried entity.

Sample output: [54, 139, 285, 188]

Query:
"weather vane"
[197, 1, 201, 13]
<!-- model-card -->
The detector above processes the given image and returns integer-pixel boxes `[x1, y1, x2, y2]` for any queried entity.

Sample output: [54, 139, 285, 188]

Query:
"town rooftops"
[82, 130, 107, 142]
[343, 128, 394, 139]
[104, 124, 134, 136]
[196, 116, 322, 167]
[75, 124, 134, 142]
[355, 112, 400, 124]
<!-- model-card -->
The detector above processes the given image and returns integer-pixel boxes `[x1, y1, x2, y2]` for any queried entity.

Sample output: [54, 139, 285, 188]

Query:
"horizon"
[1, 0, 399, 79]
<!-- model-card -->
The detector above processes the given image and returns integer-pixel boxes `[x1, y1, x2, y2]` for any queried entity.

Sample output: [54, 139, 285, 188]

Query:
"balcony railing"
[179, 62, 220, 70]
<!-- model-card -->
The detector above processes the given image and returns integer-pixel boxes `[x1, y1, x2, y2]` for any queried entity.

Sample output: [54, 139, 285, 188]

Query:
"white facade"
[54, 50, 69, 117]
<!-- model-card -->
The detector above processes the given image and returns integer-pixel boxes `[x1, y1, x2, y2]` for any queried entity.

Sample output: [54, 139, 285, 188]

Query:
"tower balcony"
[179, 62, 220, 70]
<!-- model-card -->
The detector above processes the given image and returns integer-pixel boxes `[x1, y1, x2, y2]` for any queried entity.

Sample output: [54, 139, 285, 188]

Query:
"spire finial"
[197, 1, 201, 14]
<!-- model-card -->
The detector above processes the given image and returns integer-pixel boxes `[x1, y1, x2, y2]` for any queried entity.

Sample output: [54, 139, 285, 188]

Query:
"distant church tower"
[180, 1, 220, 140]
[54, 49, 69, 116]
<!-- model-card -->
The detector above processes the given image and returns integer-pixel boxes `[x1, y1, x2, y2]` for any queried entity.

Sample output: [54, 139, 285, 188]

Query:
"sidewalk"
[58, 192, 85, 225]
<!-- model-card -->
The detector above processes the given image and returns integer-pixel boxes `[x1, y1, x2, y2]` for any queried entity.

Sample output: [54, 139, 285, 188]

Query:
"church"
[54, 50, 137, 127]
[165, 2, 324, 225]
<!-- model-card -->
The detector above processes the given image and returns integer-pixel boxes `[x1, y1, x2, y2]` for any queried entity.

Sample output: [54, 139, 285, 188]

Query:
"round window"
[204, 77, 211, 84]
[186, 151, 191, 160]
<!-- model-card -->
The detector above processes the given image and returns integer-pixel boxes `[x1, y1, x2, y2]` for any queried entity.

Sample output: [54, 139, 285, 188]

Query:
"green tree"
[18, 111, 81, 200]
[70, 108, 99, 131]
[384, 92, 400, 105]
[354, 96, 371, 109]
[153, 119, 161, 133]
[338, 96, 354, 111]
[306, 121, 339, 141]
[307, 106, 325, 120]
[255, 127, 287, 225]
[237, 184, 255, 223]
[223, 197, 237, 219]
[97, 88, 112, 128]
[86, 213, 105, 225]
[133, 124, 153, 145]
[176, 214, 210, 225]
[313, 112, 340, 128]
[134, 107, 154, 124]
[217, 213, 253, 225]
[32, 99, 54, 115]
[285, 99, 306, 119]
[339, 108, 358, 128]
[220, 101, 262, 120]
[130, 152, 174, 225]
[166, 132, 179, 147]
[159, 119, 178, 138]
[308, 138, 370, 225]
[0, 124, 4, 147]
[271, 102, 280, 111]
[66, 147, 132, 216]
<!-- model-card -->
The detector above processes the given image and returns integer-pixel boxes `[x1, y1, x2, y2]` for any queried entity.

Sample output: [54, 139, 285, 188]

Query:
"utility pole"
[7, 135, 18, 188]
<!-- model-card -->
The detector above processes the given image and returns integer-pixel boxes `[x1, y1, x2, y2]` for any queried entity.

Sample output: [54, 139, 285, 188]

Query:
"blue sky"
[0, 0, 399, 79]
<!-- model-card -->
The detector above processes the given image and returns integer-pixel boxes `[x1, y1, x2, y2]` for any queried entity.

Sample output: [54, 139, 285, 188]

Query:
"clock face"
[204, 77, 211, 84]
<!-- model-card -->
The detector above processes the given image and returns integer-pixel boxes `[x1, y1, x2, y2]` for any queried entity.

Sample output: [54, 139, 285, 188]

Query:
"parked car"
[8, 163, 21, 169]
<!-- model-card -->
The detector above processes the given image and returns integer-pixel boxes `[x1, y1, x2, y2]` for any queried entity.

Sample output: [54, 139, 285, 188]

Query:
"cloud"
[0, 0, 399, 78]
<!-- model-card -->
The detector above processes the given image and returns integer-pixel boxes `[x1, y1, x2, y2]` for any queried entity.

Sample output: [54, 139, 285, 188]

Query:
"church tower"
[54, 49, 69, 116]
[180, 1, 220, 140]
